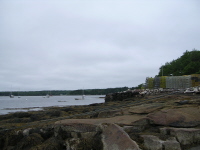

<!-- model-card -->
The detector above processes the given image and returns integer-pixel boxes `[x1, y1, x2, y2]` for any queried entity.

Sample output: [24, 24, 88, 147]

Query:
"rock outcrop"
[102, 124, 141, 150]
[148, 106, 200, 127]
[160, 127, 200, 146]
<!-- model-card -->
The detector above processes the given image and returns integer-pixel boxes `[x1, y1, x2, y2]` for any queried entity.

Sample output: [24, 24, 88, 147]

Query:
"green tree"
[158, 49, 200, 76]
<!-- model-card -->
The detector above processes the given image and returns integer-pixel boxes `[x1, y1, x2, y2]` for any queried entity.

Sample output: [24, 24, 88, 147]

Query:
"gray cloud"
[0, 0, 200, 91]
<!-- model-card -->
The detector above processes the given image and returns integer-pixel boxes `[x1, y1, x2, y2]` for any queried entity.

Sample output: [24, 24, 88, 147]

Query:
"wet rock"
[15, 133, 44, 150]
[148, 107, 200, 127]
[105, 91, 139, 102]
[30, 137, 63, 150]
[102, 123, 141, 150]
[1, 130, 23, 149]
[13, 112, 31, 118]
[46, 110, 61, 117]
[29, 127, 54, 140]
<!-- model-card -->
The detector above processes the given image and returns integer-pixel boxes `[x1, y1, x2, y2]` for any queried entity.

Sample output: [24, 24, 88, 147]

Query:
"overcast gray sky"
[0, 0, 200, 91]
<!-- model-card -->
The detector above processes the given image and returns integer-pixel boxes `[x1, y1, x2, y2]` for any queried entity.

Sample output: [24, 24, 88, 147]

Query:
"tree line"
[0, 86, 138, 96]
[158, 49, 200, 76]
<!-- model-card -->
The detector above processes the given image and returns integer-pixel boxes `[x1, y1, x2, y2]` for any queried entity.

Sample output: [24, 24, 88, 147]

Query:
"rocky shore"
[0, 93, 200, 150]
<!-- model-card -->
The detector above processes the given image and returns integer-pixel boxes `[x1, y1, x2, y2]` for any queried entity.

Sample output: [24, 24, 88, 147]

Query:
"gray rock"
[170, 128, 200, 146]
[162, 137, 181, 150]
[65, 138, 81, 150]
[160, 127, 200, 146]
[188, 145, 200, 150]
[102, 123, 141, 150]
[148, 107, 200, 127]
[22, 128, 32, 136]
[54, 123, 103, 149]
[54, 123, 100, 139]
[141, 135, 163, 150]
[141, 135, 181, 150]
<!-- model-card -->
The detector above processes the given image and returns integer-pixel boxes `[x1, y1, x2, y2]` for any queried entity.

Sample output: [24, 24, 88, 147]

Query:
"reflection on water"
[0, 95, 105, 115]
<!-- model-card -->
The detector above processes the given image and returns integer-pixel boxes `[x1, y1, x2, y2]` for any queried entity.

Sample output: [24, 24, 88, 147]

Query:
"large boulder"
[141, 135, 163, 150]
[54, 123, 102, 150]
[160, 127, 200, 146]
[102, 124, 141, 150]
[148, 106, 200, 127]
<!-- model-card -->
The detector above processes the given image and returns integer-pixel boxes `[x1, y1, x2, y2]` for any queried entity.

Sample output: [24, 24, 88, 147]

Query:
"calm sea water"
[0, 95, 105, 115]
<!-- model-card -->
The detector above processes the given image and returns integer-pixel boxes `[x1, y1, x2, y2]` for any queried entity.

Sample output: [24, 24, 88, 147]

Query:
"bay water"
[0, 95, 105, 115]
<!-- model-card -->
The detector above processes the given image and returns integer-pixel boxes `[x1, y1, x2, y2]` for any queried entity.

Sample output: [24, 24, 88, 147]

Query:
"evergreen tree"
[158, 49, 200, 76]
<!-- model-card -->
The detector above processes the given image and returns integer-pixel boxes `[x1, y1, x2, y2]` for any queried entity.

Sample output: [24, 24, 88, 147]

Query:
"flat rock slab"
[55, 115, 145, 126]
[102, 124, 141, 150]
[147, 106, 200, 127]
[129, 103, 164, 114]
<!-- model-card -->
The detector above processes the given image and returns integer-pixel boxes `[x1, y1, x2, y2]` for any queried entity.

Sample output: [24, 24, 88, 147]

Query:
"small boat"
[18, 90, 21, 98]
[9, 86, 14, 98]
[10, 94, 14, 98]
[75, 89, 85, 100]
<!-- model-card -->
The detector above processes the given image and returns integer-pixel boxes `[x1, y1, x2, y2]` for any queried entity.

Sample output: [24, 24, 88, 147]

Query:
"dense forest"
[69, 87, 133, 95]
[158, 49, 200, 76]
